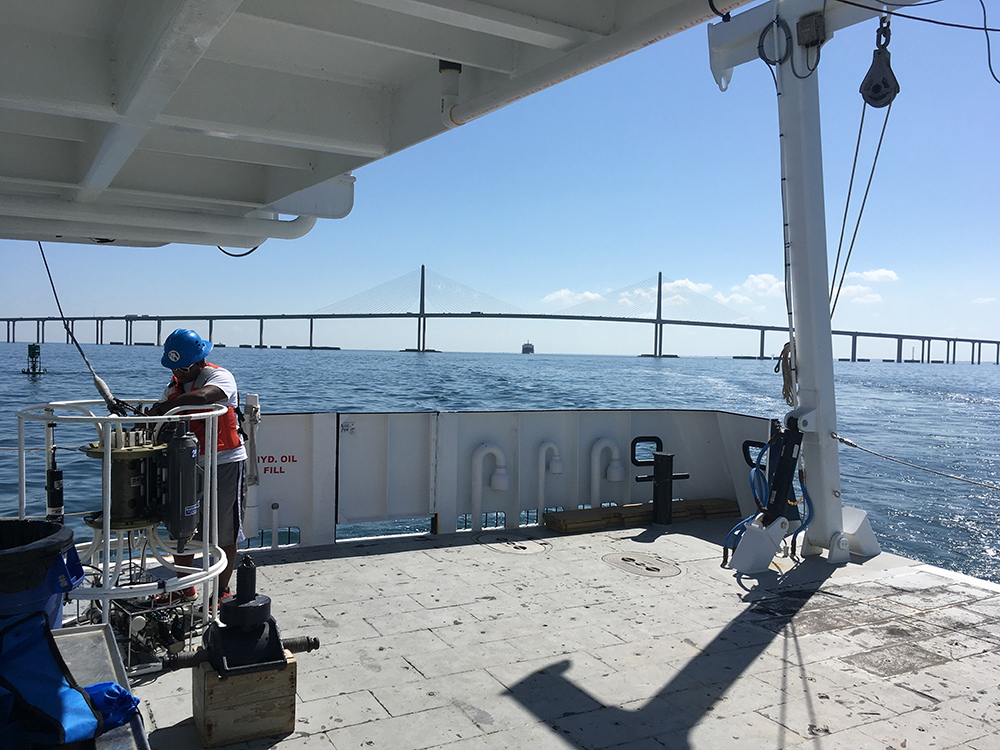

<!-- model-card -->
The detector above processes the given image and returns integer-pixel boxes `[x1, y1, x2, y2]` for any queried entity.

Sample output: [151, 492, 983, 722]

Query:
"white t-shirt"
[159, 364, 247, 464]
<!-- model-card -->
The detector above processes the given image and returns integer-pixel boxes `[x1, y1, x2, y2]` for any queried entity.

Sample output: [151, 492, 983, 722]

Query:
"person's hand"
[145, 403, 164, 417]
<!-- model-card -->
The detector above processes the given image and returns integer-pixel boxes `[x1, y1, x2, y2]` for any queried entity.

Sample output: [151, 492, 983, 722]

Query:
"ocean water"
[2, 342, 999, 583]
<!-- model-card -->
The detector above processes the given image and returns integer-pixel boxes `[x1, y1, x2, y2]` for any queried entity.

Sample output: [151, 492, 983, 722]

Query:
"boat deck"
[132, 521, 1000, 749]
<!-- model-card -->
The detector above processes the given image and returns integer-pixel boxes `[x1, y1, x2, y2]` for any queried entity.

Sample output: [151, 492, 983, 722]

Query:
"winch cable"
[829, 101, 893, 318]
[835, 0, 999, 34]
[833, 1, 999, 85]
[37, 241, 138, 417]
[832, 432, 1000, 491]
[829, 101, 867, 304]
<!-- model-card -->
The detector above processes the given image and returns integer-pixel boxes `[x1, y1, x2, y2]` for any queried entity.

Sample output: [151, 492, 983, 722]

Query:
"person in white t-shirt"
[147, 329, 247, 604]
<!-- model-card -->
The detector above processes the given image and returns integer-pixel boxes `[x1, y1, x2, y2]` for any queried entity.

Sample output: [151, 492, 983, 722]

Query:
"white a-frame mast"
[709, 0, 893, 559]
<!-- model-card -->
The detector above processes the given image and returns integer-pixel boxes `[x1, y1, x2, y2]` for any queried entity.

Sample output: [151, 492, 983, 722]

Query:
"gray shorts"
[216, 461, 246, 547]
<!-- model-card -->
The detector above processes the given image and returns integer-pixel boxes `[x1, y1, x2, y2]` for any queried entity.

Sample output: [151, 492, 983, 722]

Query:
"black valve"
[203, 554, 287, 678]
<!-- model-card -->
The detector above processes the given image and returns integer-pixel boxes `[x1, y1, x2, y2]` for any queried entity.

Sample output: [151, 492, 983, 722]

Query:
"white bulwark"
[253, 408, 769, 543]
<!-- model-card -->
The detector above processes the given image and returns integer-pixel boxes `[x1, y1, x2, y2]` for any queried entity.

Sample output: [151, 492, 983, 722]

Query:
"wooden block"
[543, 498, 741, 533]
[193, 650, 297, 747]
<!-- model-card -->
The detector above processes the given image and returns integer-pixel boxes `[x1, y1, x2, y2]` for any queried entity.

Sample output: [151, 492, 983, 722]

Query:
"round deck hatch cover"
[477, 533, 550, 554]
[602, 553, 680, 578]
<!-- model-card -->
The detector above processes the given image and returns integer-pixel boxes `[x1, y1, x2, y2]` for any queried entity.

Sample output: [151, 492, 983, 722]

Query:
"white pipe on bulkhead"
[439, 61, 462, 129]
[536, 441, 563, 522]
[242, 393, 260, 538]
[590, 438, 624, 508]
[471, 443, 509, 532]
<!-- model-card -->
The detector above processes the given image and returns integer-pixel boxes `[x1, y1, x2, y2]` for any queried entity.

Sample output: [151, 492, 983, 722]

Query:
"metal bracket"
[786, 408, 817, 432]
[827, 531, 851, 564]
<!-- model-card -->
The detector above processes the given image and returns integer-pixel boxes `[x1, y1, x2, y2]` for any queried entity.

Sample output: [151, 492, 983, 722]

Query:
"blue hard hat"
[161, 329, 213, 369]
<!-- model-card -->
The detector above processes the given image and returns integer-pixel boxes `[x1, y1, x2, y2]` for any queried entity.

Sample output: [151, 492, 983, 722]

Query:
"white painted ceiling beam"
[0, 25, 113, 120]
[111, 150, 266, 207]
[0, 0, 726, 247]
[0, 133, 80, 186]
[351, 0, 603, 50]
[159, 60, 392, 159]
[74, 0, 241, 202]
[263, 154, 367, 206]
[234, 1, 519, 75]
[137, 130, 318, 171]
[0, 110, 90, 142]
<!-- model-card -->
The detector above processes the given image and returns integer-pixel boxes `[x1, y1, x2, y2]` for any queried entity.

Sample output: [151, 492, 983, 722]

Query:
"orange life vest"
[167, 363, 242, 454]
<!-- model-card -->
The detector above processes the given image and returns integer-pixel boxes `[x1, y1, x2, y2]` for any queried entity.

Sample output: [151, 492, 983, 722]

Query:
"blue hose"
[725, 447, 771, 552]
[791, 478, 814, 554]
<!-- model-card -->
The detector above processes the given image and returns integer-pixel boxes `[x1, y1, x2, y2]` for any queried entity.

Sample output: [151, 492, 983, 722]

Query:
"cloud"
[661, 294, 689, 306]
[851, 293, 883, 305]
[715, 291, 753, 305]
[839, 285, 873, 297]
[543, 289, 604, 306]
[663, 278, 712, 294]
[972, 297, 997, 305]
[733, 273, 784, 297]
[834, 284, 882, 305]
[846, 268, 899, 282]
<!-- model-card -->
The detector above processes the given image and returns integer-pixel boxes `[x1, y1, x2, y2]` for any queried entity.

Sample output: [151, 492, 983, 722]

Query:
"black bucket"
[0, 519, 82, 627]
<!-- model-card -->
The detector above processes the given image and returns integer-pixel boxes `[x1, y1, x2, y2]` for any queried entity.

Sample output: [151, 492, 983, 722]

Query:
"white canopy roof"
[0, 0, 749, 247]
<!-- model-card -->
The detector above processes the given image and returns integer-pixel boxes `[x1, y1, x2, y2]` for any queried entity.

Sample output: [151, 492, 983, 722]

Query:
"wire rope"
[832, 432, 1000, 491]
[830, 102, 867, 302]
[836, 0, 1000, 84]
[835, 0, 999, 32]
[830, 102, 893, 318]
[37, 242, 136, 416]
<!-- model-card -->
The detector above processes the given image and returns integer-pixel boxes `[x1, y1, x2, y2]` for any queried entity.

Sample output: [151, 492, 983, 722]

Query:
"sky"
[1, 2, 997, 359]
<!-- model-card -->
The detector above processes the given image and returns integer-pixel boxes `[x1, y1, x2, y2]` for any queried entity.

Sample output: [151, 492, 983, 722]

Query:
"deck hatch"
[602, 552, 680, 578]
[476, 533, 549, 554]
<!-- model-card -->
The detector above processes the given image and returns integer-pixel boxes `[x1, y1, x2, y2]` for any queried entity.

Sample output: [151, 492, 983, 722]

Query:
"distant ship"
[521, 341, 534, 354]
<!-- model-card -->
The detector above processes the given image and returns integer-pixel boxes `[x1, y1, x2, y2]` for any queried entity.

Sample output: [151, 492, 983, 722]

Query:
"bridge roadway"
[4, 312, 999, 365]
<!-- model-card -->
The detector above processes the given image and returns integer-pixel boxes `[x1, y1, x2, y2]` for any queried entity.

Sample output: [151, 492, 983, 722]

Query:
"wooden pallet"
[543, 499, 741, 534]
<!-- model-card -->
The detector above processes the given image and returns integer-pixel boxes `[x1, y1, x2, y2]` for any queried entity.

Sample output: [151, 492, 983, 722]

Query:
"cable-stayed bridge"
[4, 266, 999, 364]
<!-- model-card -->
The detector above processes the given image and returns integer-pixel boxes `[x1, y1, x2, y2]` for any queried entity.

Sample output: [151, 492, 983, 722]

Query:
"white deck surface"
[132, 521, 1000, 749]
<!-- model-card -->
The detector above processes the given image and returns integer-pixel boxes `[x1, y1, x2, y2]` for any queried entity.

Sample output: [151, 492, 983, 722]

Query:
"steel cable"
[832, 432, 1000, 491]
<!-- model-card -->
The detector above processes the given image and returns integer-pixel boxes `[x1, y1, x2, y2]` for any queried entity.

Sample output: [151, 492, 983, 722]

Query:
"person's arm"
[146, 385, 226, 416]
